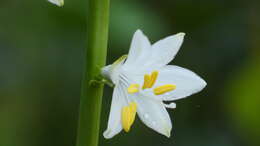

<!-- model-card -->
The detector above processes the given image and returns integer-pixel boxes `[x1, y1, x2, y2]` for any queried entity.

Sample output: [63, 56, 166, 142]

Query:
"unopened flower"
[48, 0, 64, 7]
[102, 30, 206, 139]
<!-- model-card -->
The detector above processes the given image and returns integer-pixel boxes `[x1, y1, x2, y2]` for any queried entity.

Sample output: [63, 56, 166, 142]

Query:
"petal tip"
[48, 0, 64, 7]
[136, 29, 143, 32]
[194, 77, 207, 93]
[177, 32, 186, 37]
[134, 29, 144, 36]
[200, 78, 207, 89]
[59, 0, 64, 6]
[160, 125, 172, 138]
[164, 128, 171, 138]
[203, 80, 207, 87]
[103, 129, 113, 139]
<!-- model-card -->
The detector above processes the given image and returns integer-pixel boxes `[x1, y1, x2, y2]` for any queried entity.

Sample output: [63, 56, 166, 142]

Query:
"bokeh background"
[0, 0, 259, 146]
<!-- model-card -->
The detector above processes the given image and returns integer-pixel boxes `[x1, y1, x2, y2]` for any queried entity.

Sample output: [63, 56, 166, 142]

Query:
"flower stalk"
[76, 0, 110, 146]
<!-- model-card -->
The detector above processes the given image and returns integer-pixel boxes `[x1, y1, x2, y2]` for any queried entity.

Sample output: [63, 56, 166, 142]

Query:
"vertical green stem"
[76, 0, 110, 146]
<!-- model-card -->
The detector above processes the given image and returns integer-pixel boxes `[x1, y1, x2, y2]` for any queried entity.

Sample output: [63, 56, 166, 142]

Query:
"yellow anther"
[122, 106, 130, 132]
[127, 84, 140, 94]
[142, 71, 159, 89]
[129, 102, 137, 125]
[142, 74, 151, 89]
[147, 71, 159, 88]
[153, 84, 176, 95]
[121, 102, 137, 132]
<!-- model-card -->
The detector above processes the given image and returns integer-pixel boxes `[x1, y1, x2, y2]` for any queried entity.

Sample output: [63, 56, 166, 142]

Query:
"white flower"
[48, 0, 64, 7]
[102, 29, 206, 139]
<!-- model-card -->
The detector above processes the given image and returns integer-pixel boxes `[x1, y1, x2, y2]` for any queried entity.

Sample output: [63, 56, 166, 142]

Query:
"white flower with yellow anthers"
[48, 0, 64, 7]
[102, 30, 206, 139]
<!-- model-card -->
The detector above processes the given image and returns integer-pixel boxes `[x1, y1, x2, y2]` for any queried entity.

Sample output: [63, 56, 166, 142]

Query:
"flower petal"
[124, 30, 151, 68]
[132, 96, 172, 137]
[103, 83, 128, 139]
[144, 33, 185, 68]
[152, 65, 206, 101]
[48, 0, 64, 7]
[101, 55, 127, 84]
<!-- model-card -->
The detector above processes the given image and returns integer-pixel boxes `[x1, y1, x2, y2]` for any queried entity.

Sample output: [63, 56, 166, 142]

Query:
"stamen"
[127, 84, 140, 94]
[142, 71, 159, 89]
[121, 107, 130, 132]
[142, 74, 151, 89]
[129, 102, 137, 125]
[153, 84, 176, 95]
[121, 102, 137, 132]
[148, 71, 158, 88]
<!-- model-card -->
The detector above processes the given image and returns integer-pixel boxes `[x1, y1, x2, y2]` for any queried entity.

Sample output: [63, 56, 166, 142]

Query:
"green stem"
[76, 0, 110, 145]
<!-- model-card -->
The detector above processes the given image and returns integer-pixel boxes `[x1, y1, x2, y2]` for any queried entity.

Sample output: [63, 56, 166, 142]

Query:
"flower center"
[121, 102, 137, 132]
[123, 71, 176, 132]
[127, 70, 176, 95]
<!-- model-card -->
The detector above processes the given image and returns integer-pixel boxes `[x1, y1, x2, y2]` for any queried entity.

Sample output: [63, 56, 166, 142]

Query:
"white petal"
[133, 96, 172, 137]
[48, 0, 64, 6]
[152, 65, 206, 101]
[144, 33, 185, 68]
[103, 83, 128, 139]
[124, 30, 151, 68]
[101, 55, 127, 84]
[101, 65, 112, 80]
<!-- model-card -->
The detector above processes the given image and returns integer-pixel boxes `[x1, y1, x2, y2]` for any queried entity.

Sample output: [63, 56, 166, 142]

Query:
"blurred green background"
[0, 0, 259, 146]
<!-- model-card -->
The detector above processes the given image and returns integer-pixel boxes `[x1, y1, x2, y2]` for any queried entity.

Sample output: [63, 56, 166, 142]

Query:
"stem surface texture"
[76, 0, 110, 145]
